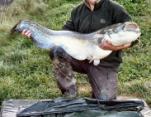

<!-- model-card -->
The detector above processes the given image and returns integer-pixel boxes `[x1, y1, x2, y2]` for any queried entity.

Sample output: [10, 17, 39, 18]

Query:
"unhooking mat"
[15, 98, 144, 117]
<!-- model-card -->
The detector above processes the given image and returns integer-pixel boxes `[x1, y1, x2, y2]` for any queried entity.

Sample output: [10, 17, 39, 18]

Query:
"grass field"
[0, 0, 151, 106]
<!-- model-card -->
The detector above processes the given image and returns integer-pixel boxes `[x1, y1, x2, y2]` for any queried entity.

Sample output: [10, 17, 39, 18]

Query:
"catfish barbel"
[11, 20, 141, 65]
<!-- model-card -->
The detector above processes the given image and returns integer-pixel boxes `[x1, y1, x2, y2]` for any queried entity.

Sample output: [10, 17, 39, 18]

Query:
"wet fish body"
[12, 20, 141, 65]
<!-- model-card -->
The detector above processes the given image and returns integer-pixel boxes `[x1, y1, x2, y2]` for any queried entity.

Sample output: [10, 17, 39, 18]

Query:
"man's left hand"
[99, 40, 131, 51]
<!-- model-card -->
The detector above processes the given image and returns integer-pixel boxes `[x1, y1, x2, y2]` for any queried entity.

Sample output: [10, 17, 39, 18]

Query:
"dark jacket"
[63, 0, 131, 67]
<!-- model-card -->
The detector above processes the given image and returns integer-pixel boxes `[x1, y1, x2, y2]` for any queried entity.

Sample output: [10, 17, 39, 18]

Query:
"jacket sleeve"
[62, 8, 77, 31]
[111, 2, 132, 23]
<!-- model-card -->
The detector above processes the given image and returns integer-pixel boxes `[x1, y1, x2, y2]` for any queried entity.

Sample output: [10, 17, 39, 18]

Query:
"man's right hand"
[99, 40, 131, 51]
[21, 29, 32, 38]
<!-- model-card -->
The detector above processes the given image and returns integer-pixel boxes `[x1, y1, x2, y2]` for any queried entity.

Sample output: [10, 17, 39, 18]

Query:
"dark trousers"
[49, 47, 118, 101]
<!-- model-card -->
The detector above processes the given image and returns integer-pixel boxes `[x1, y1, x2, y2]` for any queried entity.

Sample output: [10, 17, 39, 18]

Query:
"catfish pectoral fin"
[93, 59, 100, 66]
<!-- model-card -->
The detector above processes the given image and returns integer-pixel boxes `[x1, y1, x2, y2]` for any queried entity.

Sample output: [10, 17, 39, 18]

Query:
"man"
[22, 0, 131, 100]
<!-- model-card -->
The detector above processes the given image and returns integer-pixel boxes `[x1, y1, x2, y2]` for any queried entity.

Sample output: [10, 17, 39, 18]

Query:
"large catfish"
[11, 20, 141, 65]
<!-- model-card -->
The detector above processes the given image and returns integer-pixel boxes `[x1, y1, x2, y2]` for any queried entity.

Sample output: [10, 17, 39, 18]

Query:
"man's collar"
[84, 0, 105, 11]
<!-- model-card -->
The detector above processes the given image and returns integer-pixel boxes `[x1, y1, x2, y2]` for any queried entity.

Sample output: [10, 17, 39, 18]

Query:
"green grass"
[0, 0, 151, 107]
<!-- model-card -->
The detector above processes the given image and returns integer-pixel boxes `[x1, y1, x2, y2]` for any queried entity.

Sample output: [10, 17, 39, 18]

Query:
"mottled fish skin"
[11, 20, 141, 65]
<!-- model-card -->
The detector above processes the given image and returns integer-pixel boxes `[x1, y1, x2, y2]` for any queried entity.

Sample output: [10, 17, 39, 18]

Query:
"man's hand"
[99, 40, 131, 51]
[21, 29, 32, 38]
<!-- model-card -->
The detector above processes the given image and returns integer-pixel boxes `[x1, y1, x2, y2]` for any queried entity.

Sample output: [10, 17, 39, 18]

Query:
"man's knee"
[89, 67, 118, 101]
[99, 88, 117, 101]
[92, 88, 117, 101]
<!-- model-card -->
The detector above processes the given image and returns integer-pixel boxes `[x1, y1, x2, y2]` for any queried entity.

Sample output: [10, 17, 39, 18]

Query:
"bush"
[116, 0, 148, 16]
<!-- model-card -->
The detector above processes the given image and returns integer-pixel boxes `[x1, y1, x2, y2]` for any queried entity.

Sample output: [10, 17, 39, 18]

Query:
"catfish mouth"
[124, 22, 141, 34]
[123, 22, 141, 46]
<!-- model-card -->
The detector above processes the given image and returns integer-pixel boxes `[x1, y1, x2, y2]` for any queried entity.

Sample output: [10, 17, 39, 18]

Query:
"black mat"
[17, 97, 144, 117]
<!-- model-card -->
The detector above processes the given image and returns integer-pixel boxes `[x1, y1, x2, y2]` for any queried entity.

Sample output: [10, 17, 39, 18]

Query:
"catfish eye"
[114, 27, 120, 33]
[113, 24, 124, 33]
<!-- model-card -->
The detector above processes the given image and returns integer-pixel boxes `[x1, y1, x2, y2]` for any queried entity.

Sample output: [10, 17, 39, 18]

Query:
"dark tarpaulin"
[16, 97, 144, 117]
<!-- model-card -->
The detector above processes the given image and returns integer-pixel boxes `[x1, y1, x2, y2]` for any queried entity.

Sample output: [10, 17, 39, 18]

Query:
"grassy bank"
[0, 0, 151, 106]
